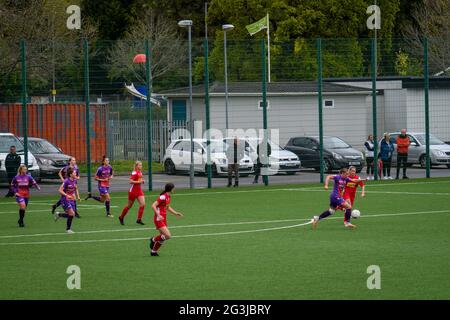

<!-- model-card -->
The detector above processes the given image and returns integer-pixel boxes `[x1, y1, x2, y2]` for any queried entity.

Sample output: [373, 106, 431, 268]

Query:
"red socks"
[137, 206, 145, 220]
[152, 234, 166, 252]
[120, 206, 129, 219]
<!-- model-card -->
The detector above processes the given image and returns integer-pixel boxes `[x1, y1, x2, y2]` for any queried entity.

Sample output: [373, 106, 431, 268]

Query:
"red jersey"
[129, 170, 143, 194]
[344, 175, 364, 198]
[155, 192, 171, 216]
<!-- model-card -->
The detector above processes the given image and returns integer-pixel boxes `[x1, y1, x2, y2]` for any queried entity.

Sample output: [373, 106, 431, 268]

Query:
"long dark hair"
[160, 183, 175, 195]
[66, 167, 74, 178]
[102, 155, 108, 166]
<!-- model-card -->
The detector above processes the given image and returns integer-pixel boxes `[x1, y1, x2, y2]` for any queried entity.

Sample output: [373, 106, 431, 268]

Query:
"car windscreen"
[27, 140, 61, 154]
[414, 134, 446, 146]
[203, 141, 227, 153]
[246, 139, 283, 151]
[323, 137, 350, 149]
[0, 136, 24, 153]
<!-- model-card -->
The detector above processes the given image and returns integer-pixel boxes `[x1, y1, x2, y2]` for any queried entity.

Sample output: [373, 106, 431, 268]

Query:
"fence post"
[424, 38, 430, 178]
[261, 38, 269, 186]
[371, 38, 379, 181]
[145, 39, 153, 191]
[317, 38, 324, 183]
[20, 39, 28, 167]
[83, 39, 92, 193]
[204, 38, 212, 188]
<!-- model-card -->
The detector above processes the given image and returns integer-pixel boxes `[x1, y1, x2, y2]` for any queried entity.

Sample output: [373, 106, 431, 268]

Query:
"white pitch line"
[0, 209, 449, 246]
[0, 217, 311, 239]
[0, 206, 119, 215]
[284, 188, 450, 196]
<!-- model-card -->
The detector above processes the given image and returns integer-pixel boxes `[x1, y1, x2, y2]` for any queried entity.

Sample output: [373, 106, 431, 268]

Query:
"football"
[351, 209, 361, 218]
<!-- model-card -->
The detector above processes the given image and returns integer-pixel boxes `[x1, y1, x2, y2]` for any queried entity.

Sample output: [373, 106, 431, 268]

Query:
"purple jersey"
[61, 164, 79, 179]
[12, 174, 37, 198]
[331, 175, 350, 198]
[62, 178, 77, 198]
[96, 165, 113, 187]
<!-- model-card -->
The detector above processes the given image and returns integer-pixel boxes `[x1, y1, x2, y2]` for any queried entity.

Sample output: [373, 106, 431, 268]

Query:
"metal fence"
[107, 119, 186, 163]
[1, 37, 450, 190]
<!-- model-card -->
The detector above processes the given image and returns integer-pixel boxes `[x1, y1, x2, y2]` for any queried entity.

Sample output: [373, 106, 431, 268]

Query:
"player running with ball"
[311, 168, 364, 229]
[149, 183, 183, 256]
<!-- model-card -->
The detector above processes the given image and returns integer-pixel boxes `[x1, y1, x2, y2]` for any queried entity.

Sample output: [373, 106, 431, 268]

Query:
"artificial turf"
[0, 178, 449, 299]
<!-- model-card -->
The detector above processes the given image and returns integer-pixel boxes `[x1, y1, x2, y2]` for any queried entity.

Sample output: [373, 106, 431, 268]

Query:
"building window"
[258, 100, 270, 110]
[323, 99, 334, 108]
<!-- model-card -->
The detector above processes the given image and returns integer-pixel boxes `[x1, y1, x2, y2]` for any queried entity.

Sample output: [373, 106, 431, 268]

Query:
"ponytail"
[160, 183, 175, 195]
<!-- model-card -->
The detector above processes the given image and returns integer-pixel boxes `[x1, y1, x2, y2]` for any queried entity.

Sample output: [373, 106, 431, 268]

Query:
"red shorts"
[128, 190, 144, 201]
[343, 193, 355, 206]
[154, 215, 167, 229]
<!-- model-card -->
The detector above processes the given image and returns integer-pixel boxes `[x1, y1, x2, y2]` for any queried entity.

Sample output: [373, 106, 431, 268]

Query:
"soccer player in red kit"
[342, 166, 366, 227]
[119, 161, 146, 225]
[149, 183, 183, 256]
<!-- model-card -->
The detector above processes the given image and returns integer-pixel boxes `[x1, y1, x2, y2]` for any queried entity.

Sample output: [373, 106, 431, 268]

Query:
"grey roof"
[158, 81, 372, 97]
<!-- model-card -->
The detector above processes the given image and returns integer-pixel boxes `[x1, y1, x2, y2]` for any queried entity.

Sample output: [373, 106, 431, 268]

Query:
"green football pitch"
[1, 178, 449, 300]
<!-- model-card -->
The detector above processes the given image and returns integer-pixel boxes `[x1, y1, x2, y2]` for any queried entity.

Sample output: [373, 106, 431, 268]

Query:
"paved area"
[2, 166, 449, 196]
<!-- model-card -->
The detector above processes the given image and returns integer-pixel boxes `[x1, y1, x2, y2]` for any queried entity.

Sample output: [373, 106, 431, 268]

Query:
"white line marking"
[0, 206, 119, 215]
[0, 209, 449, 246]
[0, 218, 311, 239]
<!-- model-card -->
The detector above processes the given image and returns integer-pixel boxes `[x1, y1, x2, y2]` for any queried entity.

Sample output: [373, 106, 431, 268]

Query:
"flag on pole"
[246, 15, 269, 36]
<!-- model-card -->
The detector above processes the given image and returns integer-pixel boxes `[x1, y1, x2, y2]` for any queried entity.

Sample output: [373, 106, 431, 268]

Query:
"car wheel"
[447, 164, 450, 169]
[323, 159, 332, 173]
[164, 159, 176, 175]
[419, 155, 427, 169]
[286, 172, 296, 175]
[356, 167, 362, 174]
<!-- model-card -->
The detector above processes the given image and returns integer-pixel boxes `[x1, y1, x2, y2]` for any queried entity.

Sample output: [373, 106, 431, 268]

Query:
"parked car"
[386, 132, 450, 168]
[224, 137, 301, 175]
[0, 133, 40, 183]
[19, 137, 72, 179]
[285, 136, 364, 173]
[163, 139, 254, 176]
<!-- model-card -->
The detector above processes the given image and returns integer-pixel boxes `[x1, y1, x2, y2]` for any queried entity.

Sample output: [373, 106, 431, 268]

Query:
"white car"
[163, 139, 254, 176]
[224, 137, 302, 175]
[0, 133, 40, 183]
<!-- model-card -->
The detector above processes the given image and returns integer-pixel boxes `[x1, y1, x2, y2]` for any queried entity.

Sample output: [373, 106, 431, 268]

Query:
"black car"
[19, 137, 72, 179]
[285, 136, 364, 173]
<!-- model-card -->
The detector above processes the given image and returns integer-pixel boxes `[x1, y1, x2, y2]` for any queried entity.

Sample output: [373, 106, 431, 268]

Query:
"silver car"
[388, 132, 450, 168]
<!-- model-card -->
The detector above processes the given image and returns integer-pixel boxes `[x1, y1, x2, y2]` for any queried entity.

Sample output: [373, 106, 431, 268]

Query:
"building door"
[172, 100, 187, 121]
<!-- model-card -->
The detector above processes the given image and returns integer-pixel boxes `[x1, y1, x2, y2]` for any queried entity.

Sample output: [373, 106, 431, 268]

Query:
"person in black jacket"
[5, 146, 22, 197]
[364, 134, 375, 180]
[253, 139, 272, 184]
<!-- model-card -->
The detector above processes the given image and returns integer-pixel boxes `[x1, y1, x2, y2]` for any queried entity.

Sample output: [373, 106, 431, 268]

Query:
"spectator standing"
[396, 129, 410, 179]
[226, 137, 244, 187]
[253, 139, 272, 184]
[5, 146, 21, 197]
[364, 134, 375, 180]
[379, 133, 394, 180]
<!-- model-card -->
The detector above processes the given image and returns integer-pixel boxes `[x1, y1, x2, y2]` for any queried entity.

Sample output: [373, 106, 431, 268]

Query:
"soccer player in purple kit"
[54, 167, 81, 234]
[11, 164, 40, 227]
[311, 168, 363, 229]
[51, 157, 81, 218]
[85, 156, 114, 218]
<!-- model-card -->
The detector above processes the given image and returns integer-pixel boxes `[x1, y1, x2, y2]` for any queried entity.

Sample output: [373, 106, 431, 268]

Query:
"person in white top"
[364, 134, 375, 180]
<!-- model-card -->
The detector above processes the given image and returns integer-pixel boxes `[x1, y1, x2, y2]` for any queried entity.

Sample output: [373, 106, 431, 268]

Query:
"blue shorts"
[98, 187, 110, 195]
[16, 196, 29, 206]
[330, 195, 346, 209]
[62, 198, 76, 212]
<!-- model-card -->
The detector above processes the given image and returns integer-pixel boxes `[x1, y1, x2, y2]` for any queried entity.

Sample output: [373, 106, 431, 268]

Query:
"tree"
[0, 0, 98, 100]
[107, 9, 186, 86]
[403, 0, 450, 75]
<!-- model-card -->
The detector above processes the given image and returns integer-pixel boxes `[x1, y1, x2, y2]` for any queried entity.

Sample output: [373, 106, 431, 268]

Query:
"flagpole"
[267, 13, 271, 83]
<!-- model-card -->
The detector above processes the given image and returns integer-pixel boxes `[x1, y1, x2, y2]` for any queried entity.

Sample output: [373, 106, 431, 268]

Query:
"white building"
[159, 77, 450, 150]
